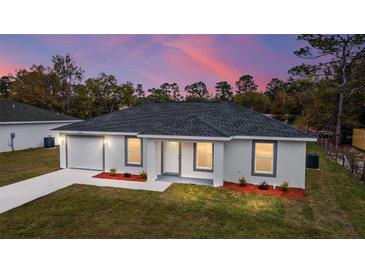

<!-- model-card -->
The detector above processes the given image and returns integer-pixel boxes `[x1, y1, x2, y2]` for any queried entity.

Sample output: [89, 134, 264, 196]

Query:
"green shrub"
[239, 176, 247, 187]
[140, 170, 147, 179]
[109, 168, 117, 176]
[280, 181, 289, 192]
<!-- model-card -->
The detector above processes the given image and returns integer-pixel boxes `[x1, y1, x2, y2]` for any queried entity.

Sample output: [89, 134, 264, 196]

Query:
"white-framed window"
[253, 141, 276, 176]
[125, 137, 142, 166]
[194, 142, 213, 171]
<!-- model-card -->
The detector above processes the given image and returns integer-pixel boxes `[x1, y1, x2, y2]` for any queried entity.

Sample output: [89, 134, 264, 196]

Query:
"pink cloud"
[158, 35, 241, 83]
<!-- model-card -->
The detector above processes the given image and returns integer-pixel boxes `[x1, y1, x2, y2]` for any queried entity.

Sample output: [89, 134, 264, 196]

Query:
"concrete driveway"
[0, 169, 172, 214]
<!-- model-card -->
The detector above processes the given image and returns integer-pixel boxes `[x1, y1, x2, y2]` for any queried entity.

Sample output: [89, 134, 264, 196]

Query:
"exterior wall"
[58, 134, 306, 189]
[223, 139, 306, 189]
[0, 122, 73, 152]
[104, 135, 147, 174]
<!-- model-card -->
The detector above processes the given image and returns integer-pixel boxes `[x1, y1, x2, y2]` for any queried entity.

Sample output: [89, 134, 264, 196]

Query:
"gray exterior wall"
[223, 139, 306, 189]
[59, 134, 307, 189]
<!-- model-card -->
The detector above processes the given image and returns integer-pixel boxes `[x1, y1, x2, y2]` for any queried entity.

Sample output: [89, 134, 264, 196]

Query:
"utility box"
[44, 136, 55, 148]
[306, 153, 319, 169]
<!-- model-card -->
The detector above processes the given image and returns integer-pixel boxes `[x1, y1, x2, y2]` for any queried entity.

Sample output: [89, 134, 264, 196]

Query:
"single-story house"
[53, 102, 316, 189]
[0, 100, 81, 152]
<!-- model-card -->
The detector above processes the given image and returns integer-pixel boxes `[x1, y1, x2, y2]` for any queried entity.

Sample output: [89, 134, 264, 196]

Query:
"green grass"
[0, 147, 60, 187]
[1, 143, 365, 238]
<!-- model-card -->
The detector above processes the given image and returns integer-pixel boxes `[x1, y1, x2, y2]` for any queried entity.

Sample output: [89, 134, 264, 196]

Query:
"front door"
[163, 141, 180, 175]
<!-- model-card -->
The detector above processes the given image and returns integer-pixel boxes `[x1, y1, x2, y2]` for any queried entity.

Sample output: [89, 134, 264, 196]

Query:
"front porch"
[145, 138, 224, 187]
[157, 175, 213, 186]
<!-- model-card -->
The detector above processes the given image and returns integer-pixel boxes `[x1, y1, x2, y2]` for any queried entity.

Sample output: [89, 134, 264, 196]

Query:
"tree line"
[0, 35, 364, 146]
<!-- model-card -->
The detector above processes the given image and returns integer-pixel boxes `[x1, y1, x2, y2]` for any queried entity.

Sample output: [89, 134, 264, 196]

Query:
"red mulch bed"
[223, 181, 305, 200]
[93, 172, 147, 182]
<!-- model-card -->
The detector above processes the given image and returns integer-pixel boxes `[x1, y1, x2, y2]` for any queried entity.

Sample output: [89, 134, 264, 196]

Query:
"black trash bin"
[44, 136, 55, 148]
[306, 153, 319, 169]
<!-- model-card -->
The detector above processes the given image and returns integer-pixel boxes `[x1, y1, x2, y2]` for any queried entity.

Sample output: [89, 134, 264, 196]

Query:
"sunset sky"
[0, 34, 304, 92]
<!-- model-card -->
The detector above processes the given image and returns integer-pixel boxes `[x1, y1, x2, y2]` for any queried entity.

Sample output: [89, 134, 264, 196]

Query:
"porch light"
[103, 137, 108, 144]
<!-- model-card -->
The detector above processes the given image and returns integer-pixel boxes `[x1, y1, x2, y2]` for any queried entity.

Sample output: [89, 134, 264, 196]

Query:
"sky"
[0, 34, 304, 93]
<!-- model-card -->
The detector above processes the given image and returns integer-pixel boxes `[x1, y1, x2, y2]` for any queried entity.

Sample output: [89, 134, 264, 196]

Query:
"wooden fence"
[353, 128, 365, 151]
[318, 137, 365, 182]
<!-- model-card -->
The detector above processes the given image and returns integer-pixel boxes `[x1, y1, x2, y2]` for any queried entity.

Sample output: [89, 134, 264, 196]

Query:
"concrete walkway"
[0, 169, 172, 214]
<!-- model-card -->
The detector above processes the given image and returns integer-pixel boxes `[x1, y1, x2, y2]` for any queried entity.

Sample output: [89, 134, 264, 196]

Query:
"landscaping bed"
[93, 172, 147, 182]
[223, 181, 305, 200]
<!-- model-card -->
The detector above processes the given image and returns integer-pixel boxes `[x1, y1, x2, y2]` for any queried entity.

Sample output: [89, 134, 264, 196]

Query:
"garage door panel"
[67, 136, 104, 170]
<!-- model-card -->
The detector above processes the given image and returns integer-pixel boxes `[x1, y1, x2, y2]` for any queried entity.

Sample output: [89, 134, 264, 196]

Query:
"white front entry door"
[163, 141, 180, 175]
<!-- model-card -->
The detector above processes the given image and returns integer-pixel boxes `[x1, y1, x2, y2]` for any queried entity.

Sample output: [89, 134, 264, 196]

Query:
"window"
[194, 143, 213, 171]
[252, 141, 276, 176]
[125, 137, 142, 166]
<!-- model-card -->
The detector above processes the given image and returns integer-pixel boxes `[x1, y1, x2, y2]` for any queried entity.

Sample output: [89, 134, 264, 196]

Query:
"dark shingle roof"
[54, 102, 313, 138]
[0, 100, 79, 122]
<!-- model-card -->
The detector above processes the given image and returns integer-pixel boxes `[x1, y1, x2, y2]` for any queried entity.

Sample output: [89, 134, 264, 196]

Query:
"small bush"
[124, 172, 131, 178]
[109, 168, 117, 176]
[280, 181, 289, 192]
[259, 181, 269, 190]
[140, 170, 147, 179]
[238, 176, 247, 187]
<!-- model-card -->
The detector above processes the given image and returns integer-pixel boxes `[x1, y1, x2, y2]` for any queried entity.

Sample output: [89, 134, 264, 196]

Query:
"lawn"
[0, 147, 60, 187]
[1, 143, 365, 238]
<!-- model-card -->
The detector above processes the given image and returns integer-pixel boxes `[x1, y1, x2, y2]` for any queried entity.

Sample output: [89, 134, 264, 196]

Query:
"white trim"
[51, 131, 316, 142]
[0, 120, 82, 125]
[233, 135, 317, 142]
[137, 134, 231, 141]
[53, 130, 139, 136]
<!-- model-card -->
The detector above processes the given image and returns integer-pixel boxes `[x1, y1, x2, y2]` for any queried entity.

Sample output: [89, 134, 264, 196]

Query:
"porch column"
[213, 141, 224, 187]
[146, 139, 158, 181]
[59, 134, 67, 168]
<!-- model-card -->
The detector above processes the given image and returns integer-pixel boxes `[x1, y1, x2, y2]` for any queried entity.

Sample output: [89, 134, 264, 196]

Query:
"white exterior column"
[59, 134, 67, 168]
[146, 139, 158, 181]
[213, 141, 224, 187]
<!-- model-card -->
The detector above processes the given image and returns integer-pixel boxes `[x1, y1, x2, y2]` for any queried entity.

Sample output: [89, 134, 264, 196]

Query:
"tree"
[79, 73, 121, 116]
[120, 81, 135, 107]
[289, 34, 365, 147]
[185, 81, 210, 101]
[270, 90, 300, 123]
[135, 83, 145, 97]
[214, 81, 233, 100]
[0, 76, 12, 98]
[233, 92, 271, 113]
[9, 65, 63, 111]
[265, 78, 286, 101]
[147, 88, 170, 102]
[51, 53, 84, 112]
[160, 82, 182, 101]
[235, 74, 257, 94]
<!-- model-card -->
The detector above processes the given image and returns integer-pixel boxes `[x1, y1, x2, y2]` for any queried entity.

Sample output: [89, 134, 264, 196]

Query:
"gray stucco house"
[53, 102, 316, 189]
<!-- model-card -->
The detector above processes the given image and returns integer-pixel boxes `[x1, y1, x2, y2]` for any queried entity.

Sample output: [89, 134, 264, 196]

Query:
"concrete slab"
[0, 169, 172, 214]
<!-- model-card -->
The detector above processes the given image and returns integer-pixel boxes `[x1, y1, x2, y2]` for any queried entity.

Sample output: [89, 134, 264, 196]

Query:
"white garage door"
[67, 136, 104, 170]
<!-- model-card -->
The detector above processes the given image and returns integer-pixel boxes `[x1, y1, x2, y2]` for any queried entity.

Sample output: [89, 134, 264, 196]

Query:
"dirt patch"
[223, 182, 305, 200]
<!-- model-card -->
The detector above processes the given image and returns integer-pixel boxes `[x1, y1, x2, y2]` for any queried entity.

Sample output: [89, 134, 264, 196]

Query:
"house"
[0, 100, 81, 152]
[53, 102, 316, 189]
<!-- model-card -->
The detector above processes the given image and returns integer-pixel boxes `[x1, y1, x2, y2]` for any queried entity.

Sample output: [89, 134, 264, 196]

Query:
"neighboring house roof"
[54, 102, 313, 139]
[0, 100, 79, 123]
